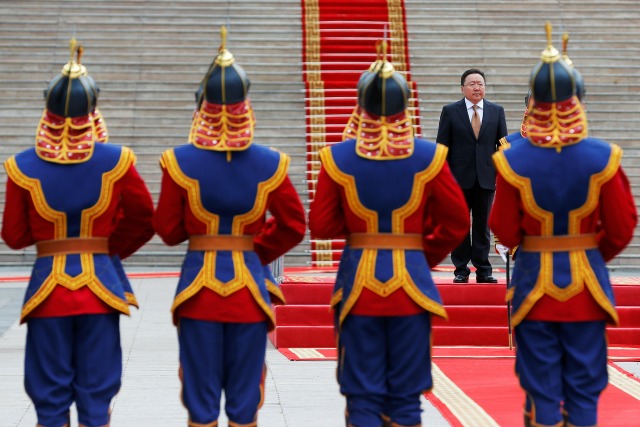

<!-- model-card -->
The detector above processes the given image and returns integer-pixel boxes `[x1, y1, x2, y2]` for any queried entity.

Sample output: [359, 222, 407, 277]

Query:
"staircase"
[300, 0, 420, 266]
[0, 0, 639, 270]
[0, 0, 310, 268]
[270, 275, 640, 348]
[435, 283, 640, 346]
[270, 279, 335, 348]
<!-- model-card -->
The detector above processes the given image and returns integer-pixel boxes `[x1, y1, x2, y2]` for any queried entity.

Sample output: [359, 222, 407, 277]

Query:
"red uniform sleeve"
[489, 171, 524, 249]
[108, 165, 155, 259]
[597, 168, 637, 261]
[422, 162, 470, 267]
[253, 175, 306, 265]
[1, 177, 34, 249]
[308, 166, 348, 239]
[154, 165, 189, 246]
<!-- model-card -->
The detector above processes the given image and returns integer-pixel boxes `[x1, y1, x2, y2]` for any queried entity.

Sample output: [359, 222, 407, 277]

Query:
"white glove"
[496, 243, 510, 263]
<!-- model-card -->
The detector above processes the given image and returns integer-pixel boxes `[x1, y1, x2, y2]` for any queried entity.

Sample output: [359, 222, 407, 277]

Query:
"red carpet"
[277, 345, 640, 362]
[427, 356, 640, 426]
[301, 0, 419, 267]
[271, 270, 640, 347]
[277, 346, 640, 426]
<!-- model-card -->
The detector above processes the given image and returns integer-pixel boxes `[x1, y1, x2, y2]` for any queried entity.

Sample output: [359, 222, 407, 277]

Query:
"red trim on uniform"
[176, 287, 267, 323]
[28, 286, 116, 318]
[526, 290, 608, 322]
[350, 287, 424, 316]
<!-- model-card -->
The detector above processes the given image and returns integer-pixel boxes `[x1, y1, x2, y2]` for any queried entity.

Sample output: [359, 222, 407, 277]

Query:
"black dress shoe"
[476, 275, 498, 284]
[453, 274, 469, 283]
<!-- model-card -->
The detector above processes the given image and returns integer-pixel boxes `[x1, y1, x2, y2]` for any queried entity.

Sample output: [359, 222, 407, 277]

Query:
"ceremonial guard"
[153, 27, 306, 427]
[308, 47, 469, 427]
[1, 40, 155, 427]
[489, 24, 637, 427]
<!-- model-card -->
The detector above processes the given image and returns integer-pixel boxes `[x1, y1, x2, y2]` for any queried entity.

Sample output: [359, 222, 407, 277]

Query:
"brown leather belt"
[347, 233, 424, 250]
[521, 234, 598, 252]
[36, 237, 109, 257]
[188, 235, 255, 251]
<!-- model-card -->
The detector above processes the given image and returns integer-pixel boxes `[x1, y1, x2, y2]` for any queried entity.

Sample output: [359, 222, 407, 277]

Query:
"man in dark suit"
[436, 68, 508, 284]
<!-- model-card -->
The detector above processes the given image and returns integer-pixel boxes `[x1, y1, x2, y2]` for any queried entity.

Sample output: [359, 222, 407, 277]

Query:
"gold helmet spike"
[375, 37, 395, 78]
[561, 32, 573, 67]
[559, 31, 586, 100]
[540, 21, 560, 64]
[69, 37, 77, 61]
[76, 44, 89, 76]
[219, 25, 227, 51]
[368, 40, 384, 72]
[61, 37, 83, 78]
[215, 25, 235, 67]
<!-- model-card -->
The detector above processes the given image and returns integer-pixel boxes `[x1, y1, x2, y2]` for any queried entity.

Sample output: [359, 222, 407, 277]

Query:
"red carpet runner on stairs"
[269, 268, 640, 348]
[301, 0, 420, 267]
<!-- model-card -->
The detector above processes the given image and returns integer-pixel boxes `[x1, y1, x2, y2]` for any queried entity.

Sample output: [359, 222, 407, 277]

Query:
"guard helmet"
[197, 26, 250, 106]
[359, 59, 410, 117]
[524, 23, 588, 147]
[529, 24, 577, 103]
[36, 39, 99, 163]
[44, 41, 98, 118]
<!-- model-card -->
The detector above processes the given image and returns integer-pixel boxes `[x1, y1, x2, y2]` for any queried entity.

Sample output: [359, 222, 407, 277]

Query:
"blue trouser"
[515, 320, 608, 427]
[25, 314, 122, 427]
[178, 318, 268, 426]
[338, 312, 432, 427]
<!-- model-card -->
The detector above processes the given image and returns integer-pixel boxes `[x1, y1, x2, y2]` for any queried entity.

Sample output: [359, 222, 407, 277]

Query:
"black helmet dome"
[359, 58, 410, 117]
[529, 23, 577, 104]
[198, 26, 250, 106]
[44, 38, 98, 118]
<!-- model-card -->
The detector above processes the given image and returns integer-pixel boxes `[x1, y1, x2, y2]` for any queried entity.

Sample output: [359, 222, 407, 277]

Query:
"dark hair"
[461, 69, 485, 86]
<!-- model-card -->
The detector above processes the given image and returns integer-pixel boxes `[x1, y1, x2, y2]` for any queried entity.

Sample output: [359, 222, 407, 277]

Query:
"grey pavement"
[0, 272, 450, 427]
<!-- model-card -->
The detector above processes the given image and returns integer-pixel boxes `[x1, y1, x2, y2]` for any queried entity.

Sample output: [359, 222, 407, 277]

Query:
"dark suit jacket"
[436, 98, 508, 190]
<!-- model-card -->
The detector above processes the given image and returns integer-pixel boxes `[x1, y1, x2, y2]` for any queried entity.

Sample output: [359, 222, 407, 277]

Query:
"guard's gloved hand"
[496, 243, 510, 263]
[494, 235, 510, 262]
